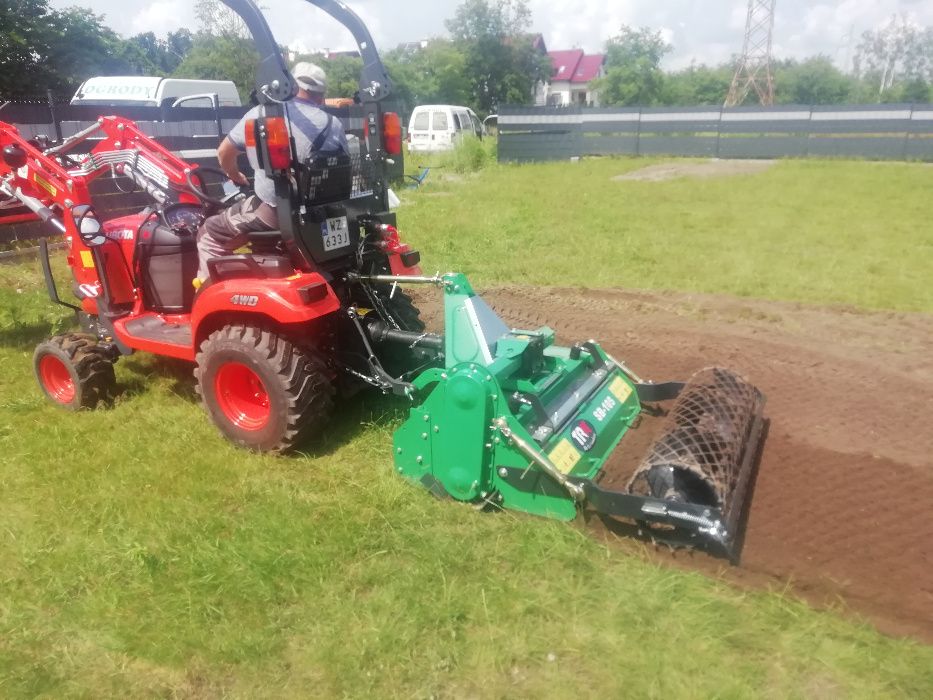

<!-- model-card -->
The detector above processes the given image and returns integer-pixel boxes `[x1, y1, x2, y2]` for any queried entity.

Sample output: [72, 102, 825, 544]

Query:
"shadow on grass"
[117, 354, 200, 402]
[115, 352, 407, 458]
[0, 319, 69, 350]
[295, 392, 407, 459]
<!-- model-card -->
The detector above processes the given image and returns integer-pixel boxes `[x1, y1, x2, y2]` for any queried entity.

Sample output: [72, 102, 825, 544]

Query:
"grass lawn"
[400, 155, 933, 312]
[1, 156, 932, 698]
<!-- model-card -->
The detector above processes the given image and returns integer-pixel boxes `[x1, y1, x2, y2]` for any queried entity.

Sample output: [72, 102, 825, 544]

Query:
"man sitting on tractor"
[194, 61, 349, 285]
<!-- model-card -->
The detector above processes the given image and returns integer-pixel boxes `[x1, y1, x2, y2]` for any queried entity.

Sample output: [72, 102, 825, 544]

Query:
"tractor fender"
[191, 273, 340, 347]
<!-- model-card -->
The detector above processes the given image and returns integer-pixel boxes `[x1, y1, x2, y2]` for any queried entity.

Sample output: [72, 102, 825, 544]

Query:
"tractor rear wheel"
[33, 333, 116, 410]
[382, 289, 425, 333]
[195, 324, 334, 452]
[374, 289, 430, 377]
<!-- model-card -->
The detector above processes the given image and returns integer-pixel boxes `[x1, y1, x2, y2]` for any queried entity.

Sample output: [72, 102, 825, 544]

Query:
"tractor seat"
[207, 254, 294, 282]
[245, 229, 282, 243]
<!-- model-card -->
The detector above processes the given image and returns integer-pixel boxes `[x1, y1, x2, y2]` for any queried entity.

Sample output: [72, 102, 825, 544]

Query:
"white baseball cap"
[292, 62, 327, 93]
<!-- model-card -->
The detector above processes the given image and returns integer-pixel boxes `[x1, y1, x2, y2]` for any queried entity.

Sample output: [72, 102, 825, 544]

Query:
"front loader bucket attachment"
[392, 273, 766, 563]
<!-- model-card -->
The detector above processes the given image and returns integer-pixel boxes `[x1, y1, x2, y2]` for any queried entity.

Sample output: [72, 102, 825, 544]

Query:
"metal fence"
[1, 101, 394, 246]
[497, 104, 933, 163]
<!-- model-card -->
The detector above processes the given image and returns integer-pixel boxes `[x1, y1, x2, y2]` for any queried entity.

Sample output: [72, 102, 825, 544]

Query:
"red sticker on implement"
[570, 420, 596, 452]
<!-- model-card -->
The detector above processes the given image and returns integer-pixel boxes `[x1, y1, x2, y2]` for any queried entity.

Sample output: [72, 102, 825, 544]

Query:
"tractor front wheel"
[33, 334, 116, 410]
[195, 325, 334, 452]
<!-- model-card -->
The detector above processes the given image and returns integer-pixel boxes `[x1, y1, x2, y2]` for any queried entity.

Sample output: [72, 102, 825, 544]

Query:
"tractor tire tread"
[385, 290, 425, 333]
[36, 333, 116, 409]
[195, 324, 334, 452]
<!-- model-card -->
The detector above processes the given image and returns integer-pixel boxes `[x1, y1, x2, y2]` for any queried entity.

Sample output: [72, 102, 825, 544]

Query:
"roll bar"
[218, 0, 394, 271]
[220, 0, 392, 105]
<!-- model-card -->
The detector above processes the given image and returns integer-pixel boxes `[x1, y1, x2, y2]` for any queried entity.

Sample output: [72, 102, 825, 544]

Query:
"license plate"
[321, 216, 350, 251]
[413, 133, 428, 140]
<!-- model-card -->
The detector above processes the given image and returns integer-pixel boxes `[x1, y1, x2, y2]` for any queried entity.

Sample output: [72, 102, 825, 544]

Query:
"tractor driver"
[194, 62, 350, 286]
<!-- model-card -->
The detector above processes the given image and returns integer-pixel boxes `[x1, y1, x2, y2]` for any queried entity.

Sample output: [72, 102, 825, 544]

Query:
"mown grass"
[2, 157, 933, 698]
[399, 155, 933, 312]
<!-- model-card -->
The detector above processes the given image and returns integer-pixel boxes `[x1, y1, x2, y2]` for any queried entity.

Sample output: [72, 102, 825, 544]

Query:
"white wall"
[547, 81, 572, 106]
[544, 80, 602, 107]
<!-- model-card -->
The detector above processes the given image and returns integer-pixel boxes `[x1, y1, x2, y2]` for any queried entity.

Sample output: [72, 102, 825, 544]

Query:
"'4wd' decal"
[230, 294, 259, 307]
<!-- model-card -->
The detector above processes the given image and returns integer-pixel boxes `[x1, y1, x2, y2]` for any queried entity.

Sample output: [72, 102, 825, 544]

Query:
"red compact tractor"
[0, 0, 431, 451]
[2, 0, 766, 560]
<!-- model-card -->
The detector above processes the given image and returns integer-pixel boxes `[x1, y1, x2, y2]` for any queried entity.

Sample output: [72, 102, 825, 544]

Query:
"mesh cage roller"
[627, 367, 763, 518]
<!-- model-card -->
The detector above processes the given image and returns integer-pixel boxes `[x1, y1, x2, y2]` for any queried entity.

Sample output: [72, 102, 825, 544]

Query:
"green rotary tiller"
[389, 273, 766, 562]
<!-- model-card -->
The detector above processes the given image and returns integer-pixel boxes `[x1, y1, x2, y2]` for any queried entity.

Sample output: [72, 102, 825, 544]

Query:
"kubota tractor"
[0, 0, 766, 561]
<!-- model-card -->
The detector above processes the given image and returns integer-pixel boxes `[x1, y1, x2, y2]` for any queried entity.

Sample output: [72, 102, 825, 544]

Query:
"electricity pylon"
[725, 0, 776, 107]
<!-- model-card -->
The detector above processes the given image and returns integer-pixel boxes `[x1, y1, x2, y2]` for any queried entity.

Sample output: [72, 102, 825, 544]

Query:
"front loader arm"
[0, 121, 84, 233]
[85, 117, 200, 205]
[1, 116, 201, 235]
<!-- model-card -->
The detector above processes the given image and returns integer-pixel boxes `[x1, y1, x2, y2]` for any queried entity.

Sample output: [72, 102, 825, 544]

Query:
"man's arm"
[217, 137, 248, 186]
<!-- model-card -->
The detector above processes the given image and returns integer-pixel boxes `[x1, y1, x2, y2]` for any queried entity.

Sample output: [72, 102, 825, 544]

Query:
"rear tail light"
[264, 116, 292, 170]
[244, 118, 256, 148]
[383, 112, 402, 155]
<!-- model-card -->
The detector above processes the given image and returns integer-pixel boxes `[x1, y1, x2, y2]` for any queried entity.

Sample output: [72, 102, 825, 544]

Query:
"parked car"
[407, 104, 484, 152]
[70, 77, 242, 108]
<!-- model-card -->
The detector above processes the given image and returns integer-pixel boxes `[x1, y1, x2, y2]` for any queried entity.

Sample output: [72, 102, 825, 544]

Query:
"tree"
[855, 18, 933, 99]
[321, 55, 364, 99]
[173, 35, 259, 100]
[173, 1, 259, 101]
[662, 63, 732, 105]
[446, 0, 550, 114]
[0, 0, 134, 99]
[0, 1, 196, 100]
[384, 39, 471, 112]
[774, 57, 856, 105]
[898, 77, 932, 103]
[195, 0, 249, 39]
[595, 26, 671, 106]
[112, 31, 192, 75]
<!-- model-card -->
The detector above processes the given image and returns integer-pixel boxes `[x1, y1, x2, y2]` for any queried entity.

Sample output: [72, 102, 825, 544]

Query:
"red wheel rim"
[214, 362, 271, 431]
[39, 354, 75, 404]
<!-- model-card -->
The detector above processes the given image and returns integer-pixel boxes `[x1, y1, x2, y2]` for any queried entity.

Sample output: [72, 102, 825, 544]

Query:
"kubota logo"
[570, 420, 597, 452]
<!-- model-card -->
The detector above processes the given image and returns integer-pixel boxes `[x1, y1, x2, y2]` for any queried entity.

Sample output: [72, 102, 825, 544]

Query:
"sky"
[51, 0, 933, 71]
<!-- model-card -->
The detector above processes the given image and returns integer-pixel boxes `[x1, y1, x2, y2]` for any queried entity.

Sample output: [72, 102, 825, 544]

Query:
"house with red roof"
[537, 49, 606, 107]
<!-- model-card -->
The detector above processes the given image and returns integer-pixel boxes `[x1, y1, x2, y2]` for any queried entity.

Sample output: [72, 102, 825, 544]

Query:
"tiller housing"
[394, 274, 766, 561]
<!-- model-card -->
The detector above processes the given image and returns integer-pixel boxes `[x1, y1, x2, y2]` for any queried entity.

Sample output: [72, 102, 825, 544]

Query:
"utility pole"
[725, 0, 776, 107]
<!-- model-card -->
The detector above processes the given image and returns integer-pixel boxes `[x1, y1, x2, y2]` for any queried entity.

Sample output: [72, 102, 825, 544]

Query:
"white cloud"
[49, 0, 933, 72]
[528, 0, 634, 52]
[728, 2, 748, 32]
[127, 1, 194, 37]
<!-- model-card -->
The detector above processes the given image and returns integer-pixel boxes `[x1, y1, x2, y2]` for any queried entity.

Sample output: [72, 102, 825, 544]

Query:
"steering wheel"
[185, 166, 234, 207]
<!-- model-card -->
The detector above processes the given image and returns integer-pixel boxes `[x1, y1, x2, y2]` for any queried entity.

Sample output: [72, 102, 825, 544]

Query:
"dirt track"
[417, 286, 933, 642]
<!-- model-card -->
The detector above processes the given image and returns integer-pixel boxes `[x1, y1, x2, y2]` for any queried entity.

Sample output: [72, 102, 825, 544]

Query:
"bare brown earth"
[416, 286, 933, 642]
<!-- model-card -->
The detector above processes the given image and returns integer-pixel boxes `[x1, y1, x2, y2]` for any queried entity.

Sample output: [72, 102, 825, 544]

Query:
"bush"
[443, 136, 488, 173]
[409, 136, 497, 175]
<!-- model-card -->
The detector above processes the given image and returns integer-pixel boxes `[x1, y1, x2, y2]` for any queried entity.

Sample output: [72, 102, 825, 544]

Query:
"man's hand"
[217, 137, 248, 186]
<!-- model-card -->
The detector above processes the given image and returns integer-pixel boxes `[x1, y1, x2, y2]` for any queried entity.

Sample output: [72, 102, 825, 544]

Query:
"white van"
[407, 105, 484, 153]
[70, 77, 241, 108]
